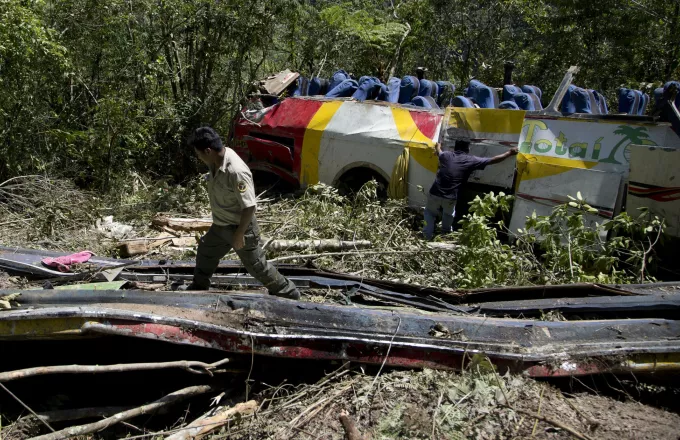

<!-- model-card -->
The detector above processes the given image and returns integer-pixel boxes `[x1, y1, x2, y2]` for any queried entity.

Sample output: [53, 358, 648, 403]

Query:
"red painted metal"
[234, 98, 445, 190]
[409, 109, 442, 139]
[85, 320, 615, 378]
[246, 161, 301, 187]
[234, 98, 324, 178]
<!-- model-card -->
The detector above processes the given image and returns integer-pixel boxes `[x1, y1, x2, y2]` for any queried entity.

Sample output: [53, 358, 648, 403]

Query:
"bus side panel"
[628, 146, 680, 238]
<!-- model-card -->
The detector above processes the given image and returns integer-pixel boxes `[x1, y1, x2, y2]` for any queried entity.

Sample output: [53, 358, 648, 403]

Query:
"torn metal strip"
[470, 294, 680, 318]
[119, 272, 312, 289]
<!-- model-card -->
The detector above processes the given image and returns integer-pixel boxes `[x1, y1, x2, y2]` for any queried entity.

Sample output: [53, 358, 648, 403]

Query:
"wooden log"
[153, 216, 212, 232]
[165, 400, 257, 440]
[265, 239, 372, 252]
[30, 385, 216, 440]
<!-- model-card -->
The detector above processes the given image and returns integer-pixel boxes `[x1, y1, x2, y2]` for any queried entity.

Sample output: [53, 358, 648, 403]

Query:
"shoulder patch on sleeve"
[237, 180, 247, 193]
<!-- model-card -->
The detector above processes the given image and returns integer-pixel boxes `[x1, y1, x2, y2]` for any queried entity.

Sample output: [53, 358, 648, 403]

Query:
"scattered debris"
[165, 400, 257, 440]
[2, 179, 680, 439]
[35, 280, 127, 290]
[232, 367, 680, 440]
[117, 233, 196, 257]
[0, 292, 20, 309]
[41, 250, 94, 272]
[95, 216, 134, 240]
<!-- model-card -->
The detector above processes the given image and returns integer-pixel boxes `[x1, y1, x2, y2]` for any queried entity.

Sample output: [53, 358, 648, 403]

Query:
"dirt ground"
[226, 367, 680, 440]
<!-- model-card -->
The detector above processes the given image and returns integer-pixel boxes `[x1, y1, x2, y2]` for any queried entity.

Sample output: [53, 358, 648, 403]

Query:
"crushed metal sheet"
[1, 290, 680, 377]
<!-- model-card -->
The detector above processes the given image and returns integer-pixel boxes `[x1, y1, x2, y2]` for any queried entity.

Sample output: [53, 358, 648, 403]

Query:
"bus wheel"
[336, 167, 388, 199]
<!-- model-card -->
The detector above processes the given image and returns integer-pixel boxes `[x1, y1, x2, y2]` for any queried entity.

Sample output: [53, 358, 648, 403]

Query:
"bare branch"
[0, 359, 230, 382]
[30, 385, 217, 440]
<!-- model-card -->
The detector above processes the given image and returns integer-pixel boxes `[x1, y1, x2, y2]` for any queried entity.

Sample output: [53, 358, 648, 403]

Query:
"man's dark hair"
[454, 140, 471, 152]
[190, 127, 223, 151]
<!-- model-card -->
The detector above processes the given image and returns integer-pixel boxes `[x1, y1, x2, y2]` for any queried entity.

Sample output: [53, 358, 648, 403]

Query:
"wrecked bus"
[233, 68, 680, 238]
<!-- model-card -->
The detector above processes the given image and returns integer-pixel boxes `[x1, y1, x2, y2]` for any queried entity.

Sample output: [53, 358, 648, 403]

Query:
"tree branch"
[31, 385, 217, 440]
[0, 359, 229, 382]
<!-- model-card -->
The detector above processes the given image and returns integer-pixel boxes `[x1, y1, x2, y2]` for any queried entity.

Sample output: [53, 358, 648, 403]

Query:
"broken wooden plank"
[117, 233, 196, 257]
[165, 400, 257, 440]
[258, 69, 299, 95]
[152, 216, 212, 232]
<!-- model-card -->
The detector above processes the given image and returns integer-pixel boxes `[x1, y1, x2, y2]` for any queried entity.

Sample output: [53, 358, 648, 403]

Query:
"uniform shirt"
[207, 148, 257, 226]
[429, 150, 491, 200]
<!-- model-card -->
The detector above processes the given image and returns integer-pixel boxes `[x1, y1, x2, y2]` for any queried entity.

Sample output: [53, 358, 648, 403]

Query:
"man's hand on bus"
[489, 147, 519, 164]
[435, 142, 442, 155]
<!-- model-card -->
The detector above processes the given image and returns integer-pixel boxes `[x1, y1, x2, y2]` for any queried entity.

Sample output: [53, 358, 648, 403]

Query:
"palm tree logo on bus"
[601, 125, 657, 164]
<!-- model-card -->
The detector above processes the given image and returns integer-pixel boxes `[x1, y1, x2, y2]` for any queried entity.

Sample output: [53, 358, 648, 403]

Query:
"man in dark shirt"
[423, 140, 518, 239]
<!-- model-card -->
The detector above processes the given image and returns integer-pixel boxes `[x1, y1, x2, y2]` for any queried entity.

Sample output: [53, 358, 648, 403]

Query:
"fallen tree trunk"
[30, 385, 216, 440]
[152, 216, 212, 232]
[165, 400, 257, 440]
[265, 239, 371, 252]
[0, 359, 229, 382]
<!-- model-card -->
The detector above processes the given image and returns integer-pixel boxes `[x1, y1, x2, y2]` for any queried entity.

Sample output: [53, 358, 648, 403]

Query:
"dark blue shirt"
[429, 150, 491, 200]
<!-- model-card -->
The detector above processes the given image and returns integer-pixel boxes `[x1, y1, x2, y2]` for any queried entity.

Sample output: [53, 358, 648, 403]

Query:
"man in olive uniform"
[182, 127, 300, 299]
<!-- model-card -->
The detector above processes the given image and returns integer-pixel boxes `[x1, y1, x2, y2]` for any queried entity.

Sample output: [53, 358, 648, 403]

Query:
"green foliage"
[519, 193, 666, 283]
[1, 0, 679, 185]
[451, 191, 665, 288]
[450, 192, 534, 288]
[319, 4, 409, 77]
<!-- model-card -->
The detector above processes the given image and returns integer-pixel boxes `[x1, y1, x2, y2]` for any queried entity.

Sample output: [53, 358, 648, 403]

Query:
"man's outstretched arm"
[488, 147, 518, 164]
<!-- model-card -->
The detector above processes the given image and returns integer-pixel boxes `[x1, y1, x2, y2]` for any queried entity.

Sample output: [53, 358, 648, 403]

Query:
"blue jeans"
[423, 194, 457, 240]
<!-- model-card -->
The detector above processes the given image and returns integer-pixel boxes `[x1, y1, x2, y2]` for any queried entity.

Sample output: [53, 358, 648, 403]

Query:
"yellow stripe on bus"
[391, 108, 438, 147]
[446, 107, 526, 134]
[516, 153, 599, 188]
[391, 108, 439, 174]
[300, 101, 343, 185]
